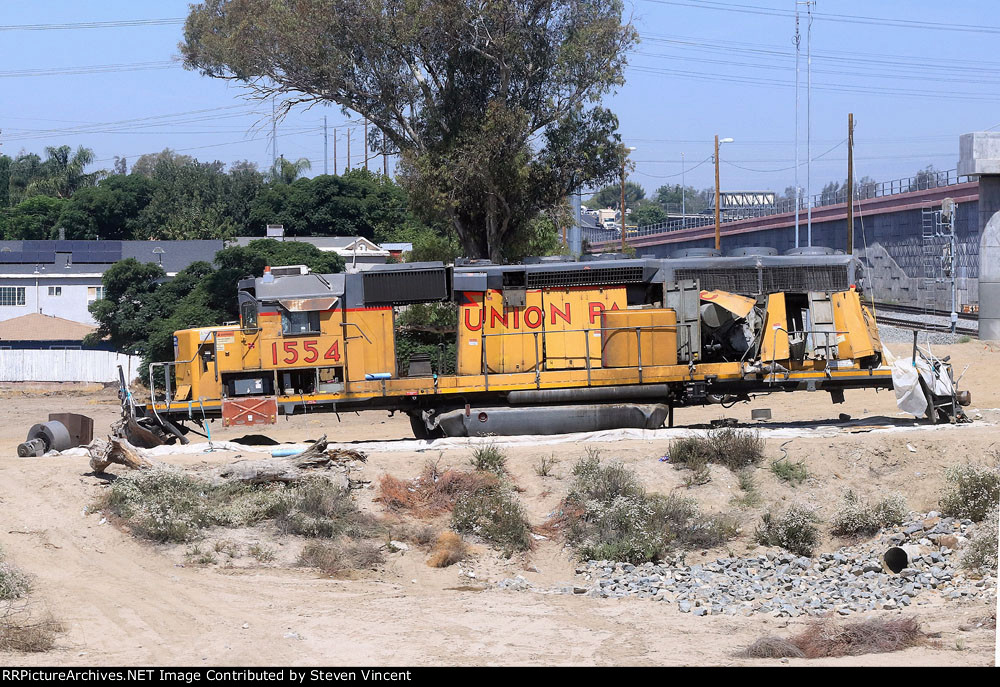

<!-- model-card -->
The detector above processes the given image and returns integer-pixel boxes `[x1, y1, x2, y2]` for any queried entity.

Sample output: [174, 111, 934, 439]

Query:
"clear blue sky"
[2, 0, 998, 198]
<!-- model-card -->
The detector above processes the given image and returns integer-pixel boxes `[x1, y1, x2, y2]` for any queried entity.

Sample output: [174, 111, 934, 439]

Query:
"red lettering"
[464, 307, 483, 332]
[610, 301, 621, 311]
[324, 341, 341, 362]
[550, 302, 571, 326]
[524, 306, 543, 329]
[271, 342, 278, 365]
[490, 307, 508, 329]
[283, 341, 298, 365]
[302, 340, 319, 364]
[511, 308, 520, 329]
[589, 302, 605, 325]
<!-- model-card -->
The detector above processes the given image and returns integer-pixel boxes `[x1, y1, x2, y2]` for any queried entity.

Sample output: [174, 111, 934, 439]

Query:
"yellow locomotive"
[130, 255, 962, 443]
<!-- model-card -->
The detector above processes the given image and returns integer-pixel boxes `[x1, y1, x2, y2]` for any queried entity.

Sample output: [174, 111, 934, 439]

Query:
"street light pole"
[681, 152, 686, 227]
[714, 136, 733, 251]
[620, 146, 636, 252]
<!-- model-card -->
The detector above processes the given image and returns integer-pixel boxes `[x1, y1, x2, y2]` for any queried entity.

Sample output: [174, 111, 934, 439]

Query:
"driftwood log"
[88, 432, 366, 489]
[88, 437, 157, 473]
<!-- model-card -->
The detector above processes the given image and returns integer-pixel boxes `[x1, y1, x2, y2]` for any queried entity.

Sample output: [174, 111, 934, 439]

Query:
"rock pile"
[496, 512, 997, 617]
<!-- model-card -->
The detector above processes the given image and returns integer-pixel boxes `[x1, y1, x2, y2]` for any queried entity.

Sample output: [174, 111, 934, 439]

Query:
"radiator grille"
[525, 266, 645, 289]
[675, 265, 848, 295]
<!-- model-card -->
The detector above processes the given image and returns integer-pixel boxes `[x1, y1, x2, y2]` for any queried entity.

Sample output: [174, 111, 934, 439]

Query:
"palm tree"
[268, 156, 312, 184]
[25, 145, 104, 198]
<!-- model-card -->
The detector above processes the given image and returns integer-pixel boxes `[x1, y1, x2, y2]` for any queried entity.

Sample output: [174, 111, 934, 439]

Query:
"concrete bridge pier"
[959, 132, 1000, 340]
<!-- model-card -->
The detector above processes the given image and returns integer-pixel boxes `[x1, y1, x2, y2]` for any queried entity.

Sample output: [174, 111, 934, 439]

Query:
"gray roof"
[0, 240, 224, 275]
[230, 236, 370, 250]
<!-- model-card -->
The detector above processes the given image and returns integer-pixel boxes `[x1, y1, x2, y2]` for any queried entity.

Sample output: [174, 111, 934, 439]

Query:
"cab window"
[281, 310, 320, 335]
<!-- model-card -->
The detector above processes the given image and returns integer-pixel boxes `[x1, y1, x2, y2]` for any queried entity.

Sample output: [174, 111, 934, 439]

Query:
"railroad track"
[875, 314, 978, 337]
[872, 301, 978, 321]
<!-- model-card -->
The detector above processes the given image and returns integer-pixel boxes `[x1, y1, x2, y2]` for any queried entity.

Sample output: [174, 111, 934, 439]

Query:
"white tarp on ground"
[52, 418, 984, 458]
[0, 349, 142, 383]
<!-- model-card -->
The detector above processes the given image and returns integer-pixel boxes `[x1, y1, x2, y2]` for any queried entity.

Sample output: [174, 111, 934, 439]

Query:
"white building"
[0, 239, 224, 325]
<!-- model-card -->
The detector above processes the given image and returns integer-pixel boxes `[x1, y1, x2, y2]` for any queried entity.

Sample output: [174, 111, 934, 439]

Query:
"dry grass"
[377, 462, 498, 517]
[738, 636, 805, 659]
[427, 532, 470, 568]
[0, 606, 63, 653]
[298, 540, 385, 575]
[739, 617, 927, 660]
[789, 617, 926, 658]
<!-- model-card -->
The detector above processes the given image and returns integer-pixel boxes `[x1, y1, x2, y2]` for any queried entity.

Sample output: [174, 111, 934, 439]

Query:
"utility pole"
[681, 152, 686, 227]
[383, 148, 388, 177]
[364, 120, 369, 171]
[620, 146, 636, 252]
[847, 112, 854, 255]
[805, 0, 815, 246]
[714, 135, 721, 251]
[271, 96, 277, 171]
[323, 116, 328, 175]
[621, 157, 627, 252]
[714, 136, 734, 251]
[794, 3, 801, 248]
[333, 128, 338, 174]
[347, 128, 351, 171]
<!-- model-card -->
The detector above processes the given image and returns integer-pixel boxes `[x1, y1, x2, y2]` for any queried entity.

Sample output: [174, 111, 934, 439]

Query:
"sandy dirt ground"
[0, 341, 997, 666]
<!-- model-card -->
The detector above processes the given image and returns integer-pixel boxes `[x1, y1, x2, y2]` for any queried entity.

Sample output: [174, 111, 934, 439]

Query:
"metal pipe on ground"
[883, 544, 930, 574]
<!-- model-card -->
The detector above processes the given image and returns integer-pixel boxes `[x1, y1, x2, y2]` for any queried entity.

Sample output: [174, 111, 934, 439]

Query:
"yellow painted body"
[601, 309, 678, 368]
[155, 286, 892, 418]
[832, 290, 882, 360]
[760, 293, 790, 362]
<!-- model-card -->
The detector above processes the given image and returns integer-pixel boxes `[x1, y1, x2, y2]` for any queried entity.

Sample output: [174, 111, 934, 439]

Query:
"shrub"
[469, 443, 507, 475]
[755, 505, 820, 556]
[831, 490, 907, 537]
[565, 456, 738, 563]
[770, 459, 808, 485]
[248, 543, 276, 563]
[534, 455, 559, 477]
[275, 477, 381, 539]
[939, 463, 1000, 522]
[0, 556, 31, 602]
[671, 429, 765, 481]
[708, 428, 765, 470]
[100, 470, 378, 545]
[377, 462, 498, 516]
[102, 468, 211, 542]
[569, 452, 645, 503]
[452, 486, 532, 556]
[298, 541, 385, 574]
[427, 532, 470, 568]
[962, 507, 998, 573]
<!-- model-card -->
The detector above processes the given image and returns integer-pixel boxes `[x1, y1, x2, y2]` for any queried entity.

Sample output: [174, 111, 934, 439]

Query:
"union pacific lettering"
[462, 291, 623, 332]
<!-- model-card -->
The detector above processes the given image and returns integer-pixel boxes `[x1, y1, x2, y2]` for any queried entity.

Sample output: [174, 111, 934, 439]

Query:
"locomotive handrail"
[480, 322, 694, 392]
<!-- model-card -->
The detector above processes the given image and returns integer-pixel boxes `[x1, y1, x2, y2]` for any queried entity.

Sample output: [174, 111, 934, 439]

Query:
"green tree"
[587, 182, 645, 210]
[630, 201, 667, 227]
[181, 0, 637, 262]
[653, 184, 707, 214]
[23, 145, 104, 199]
[267, 156, 312, 184]
[1, 195, 67, 239]
[0, 155, 11, 208]
[57, 174, 157, 240]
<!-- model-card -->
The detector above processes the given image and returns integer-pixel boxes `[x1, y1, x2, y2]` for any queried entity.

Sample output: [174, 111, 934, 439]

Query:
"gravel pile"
[494, 513, 996, 618]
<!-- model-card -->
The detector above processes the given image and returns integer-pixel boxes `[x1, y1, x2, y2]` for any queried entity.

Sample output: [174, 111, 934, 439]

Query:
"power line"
[638, 0, 1000, 34]
[0, 61, 178, 78]
[0, 18, 185, 31]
